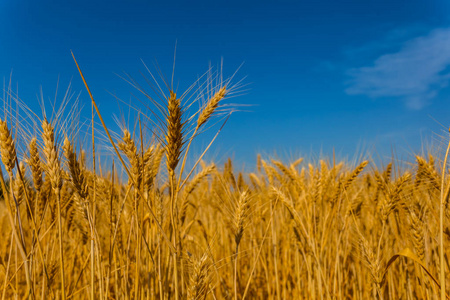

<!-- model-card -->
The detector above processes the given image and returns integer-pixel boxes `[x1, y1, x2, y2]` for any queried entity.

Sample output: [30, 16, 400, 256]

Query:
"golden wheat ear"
[359, 236, 383, 288]
[118, 129, 142, 190]
[42, 119, 62, 191]
[187, 253, 211, 300]
[197, 86, 227, 129]
[165, 91, 184, 177]
[63, 137, 89, 200]
[0, 119, 16, 173]
[28, 138, 43, 192]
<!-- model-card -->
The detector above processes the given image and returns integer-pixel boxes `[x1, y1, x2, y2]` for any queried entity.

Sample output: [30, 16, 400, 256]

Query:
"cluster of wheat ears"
[1, 56, 450, 300]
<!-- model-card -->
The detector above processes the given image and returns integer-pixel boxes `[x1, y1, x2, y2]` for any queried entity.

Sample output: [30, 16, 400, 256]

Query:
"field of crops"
[0, 62, 449, 299]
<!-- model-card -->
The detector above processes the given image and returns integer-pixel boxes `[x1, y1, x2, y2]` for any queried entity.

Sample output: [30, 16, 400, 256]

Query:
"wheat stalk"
[233, 190, 250, 300]
[41, 119, 66, 300]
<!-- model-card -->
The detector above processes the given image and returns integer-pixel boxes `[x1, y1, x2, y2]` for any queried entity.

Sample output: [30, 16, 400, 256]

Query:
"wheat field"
[0, 59, 449, 299]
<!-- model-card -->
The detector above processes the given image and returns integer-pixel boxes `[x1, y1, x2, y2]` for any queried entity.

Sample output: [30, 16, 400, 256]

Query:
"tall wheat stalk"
[164, 90, 183, 300]
[42, 119, 65, 300]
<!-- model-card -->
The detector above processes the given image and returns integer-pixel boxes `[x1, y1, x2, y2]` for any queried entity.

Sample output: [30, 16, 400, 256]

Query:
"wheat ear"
[359, 236, 383, 297]
[177, 85, 227, 196]
[0, 120, 16, 173]
[197, 86, 227, 129]
[166, 91, 183, 177]
[118, 129, 142, 191]
[410, 212, 425, 262]
[28, 138, 43, 192]
[187, 253, 211, 300]
[42, 120, 62, 191]
[63, 137, 89, 200]
[272, 159, 298, 182]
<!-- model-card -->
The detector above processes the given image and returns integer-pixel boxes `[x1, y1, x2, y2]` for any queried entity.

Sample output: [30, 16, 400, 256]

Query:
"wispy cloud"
[346, 28, 450, 109]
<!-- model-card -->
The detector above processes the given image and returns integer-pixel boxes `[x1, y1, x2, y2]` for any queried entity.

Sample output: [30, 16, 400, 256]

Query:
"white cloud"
[346, 28, 450, 109]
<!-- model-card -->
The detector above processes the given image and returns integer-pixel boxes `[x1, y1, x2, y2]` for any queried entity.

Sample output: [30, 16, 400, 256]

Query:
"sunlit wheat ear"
[146, 145, 164, 189]
[261, 160, 275, 185]
[63, 137, 89, 200]
[234, 190, 251, 245]
[28, 137, 46, 219]
[28, 138, 43, 192]
[343, 160, 369, 191]
[142, 144, 155, 193]
[42, 119, 62, 190]
[256, 154, 262, 173]
[184, 164, 216, 197]
[249, 173, 263, 190]
[416, 156, 440, 191]
[143, 144, 155, 166]
[187, 253, 211, 300]
[333, 160, 369, 203]
[380, 172, 411, 222]
[374, 171, 386, 193]
[359, 236, 383, 287]
[165, 91, 183, 176]
[118, 129, 142, 188]
[272, 159, 297, 182]
[410, 212, 426, 262]
[13, 162, 25, 209]
[197, 86, 227, 129]
[0, 119, 16, 173]
[382, 162, 393, 183]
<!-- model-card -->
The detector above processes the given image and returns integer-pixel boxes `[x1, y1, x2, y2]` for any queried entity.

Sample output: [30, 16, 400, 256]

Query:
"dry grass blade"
[383, 248, 450, 299]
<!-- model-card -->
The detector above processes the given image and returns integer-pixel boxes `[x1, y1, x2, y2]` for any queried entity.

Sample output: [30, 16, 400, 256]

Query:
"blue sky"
[1, 0, 450, 168]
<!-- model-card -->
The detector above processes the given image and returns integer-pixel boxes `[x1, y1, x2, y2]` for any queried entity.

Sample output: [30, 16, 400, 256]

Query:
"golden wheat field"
[0, 59, 450, 300]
